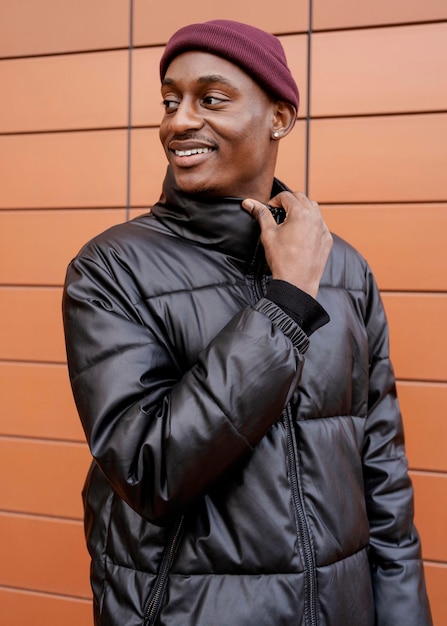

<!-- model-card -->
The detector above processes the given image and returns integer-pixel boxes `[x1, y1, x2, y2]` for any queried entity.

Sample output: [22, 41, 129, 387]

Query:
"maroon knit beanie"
[159, 20, 299, 113]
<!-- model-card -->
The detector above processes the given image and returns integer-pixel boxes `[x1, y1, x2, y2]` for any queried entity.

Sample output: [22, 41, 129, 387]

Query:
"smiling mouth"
[174, 147, 214, 157]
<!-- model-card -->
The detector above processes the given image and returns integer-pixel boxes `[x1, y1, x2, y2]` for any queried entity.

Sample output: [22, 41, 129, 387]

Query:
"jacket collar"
[150, 167, 288, 262]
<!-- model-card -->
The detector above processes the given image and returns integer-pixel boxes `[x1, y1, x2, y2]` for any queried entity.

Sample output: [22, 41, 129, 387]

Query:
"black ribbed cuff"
[266, 280, 330, 336]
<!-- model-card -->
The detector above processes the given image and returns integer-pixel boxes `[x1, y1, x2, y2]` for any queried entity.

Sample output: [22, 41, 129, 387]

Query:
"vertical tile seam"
[305, 0, 313, 196]
[125, 0, 134, 220]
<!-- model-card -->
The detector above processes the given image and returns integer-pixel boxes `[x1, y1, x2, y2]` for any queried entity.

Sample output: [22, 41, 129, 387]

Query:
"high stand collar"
[150, 167, 288, 263]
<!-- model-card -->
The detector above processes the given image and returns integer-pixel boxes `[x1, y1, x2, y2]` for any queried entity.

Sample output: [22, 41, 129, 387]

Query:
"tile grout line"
[305, 0, 313, 196]
[125, 0, 134, 220]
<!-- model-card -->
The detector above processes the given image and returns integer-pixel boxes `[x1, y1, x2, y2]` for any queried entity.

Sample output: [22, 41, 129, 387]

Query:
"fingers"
[269, 190, 320, 215]
[242, 192, 325, 234]
[242, 191, 332, 298]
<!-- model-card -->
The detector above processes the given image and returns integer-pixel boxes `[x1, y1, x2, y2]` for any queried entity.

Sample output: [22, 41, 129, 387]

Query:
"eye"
[162, 98, 180, 113]
[202, 95, 227, 107]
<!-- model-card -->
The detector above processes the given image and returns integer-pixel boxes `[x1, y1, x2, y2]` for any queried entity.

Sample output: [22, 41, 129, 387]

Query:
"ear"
[271, 101, 297, 140]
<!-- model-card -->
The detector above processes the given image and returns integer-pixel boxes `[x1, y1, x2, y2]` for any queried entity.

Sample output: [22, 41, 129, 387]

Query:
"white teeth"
[175, 148, 212, 156]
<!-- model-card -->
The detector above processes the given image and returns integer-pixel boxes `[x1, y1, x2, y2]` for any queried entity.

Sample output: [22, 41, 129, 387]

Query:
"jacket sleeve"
[362, 267, 432, 625]
[62, 252, 308, 525]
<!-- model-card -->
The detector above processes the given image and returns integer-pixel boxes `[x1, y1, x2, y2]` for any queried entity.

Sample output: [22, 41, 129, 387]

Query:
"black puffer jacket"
[63, 171, 432, 626]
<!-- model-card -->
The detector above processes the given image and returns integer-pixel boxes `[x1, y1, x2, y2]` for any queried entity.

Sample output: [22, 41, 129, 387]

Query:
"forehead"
[162, 51, 258, 90]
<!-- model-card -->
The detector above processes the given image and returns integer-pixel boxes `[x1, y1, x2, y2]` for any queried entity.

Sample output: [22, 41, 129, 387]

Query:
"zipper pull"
[267, 204, 286, 224]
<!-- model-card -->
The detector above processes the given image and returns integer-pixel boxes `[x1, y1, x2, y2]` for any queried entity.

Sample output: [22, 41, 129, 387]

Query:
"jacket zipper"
[284, 405, 318, 626]
[144, 515, 185, 626]
[250, 243, 318, 626]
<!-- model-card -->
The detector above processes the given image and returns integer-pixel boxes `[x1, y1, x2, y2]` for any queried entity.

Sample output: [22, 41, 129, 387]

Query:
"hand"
[242, 191, 333, 298]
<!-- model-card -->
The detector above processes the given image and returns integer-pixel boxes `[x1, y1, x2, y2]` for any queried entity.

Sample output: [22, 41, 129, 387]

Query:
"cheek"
[240, 112, 272, 146]
[159, 115, 173, 141]
[237, 126, 271, 162]
[159, 122, 167, 144]
[159, 125, 172, 159]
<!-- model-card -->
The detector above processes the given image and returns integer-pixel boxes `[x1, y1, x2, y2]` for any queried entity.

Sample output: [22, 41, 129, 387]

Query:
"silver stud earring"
[272, 131, 280, 139]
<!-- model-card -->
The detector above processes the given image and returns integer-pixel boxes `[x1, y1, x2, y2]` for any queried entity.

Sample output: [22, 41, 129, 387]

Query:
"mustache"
[169, 132, 219, 148]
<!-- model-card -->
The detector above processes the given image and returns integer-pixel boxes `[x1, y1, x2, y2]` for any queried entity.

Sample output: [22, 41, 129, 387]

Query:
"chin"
[174, 173, 220, 197]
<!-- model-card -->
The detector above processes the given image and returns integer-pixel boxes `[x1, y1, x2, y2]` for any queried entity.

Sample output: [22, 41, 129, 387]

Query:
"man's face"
[159, 51, 278, 200]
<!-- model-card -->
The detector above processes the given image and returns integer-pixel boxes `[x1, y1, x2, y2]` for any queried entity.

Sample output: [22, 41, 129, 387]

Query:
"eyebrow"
[198, 74, 236, 87]
[162, 74, 238, 89]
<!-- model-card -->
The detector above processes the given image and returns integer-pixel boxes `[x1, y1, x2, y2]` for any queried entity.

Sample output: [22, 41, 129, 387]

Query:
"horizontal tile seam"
[0, 434, 87, 446]
[2, 285, 447, 296]
[310, 18, 447, 35]
[0, 583, 91, 601]
[1, 18, 446, 62]
[397, 380, 447, 387]
[423, 559, 447, 568]
[0, 206, 129, 211]
[1, 203, 446, 213]
[0, 126, 129, 136]
[409, 470, 447, 478]
[1, 110, 447, 137]
[0, 509, 83, 523]
[380, 290, 447, 295]
[1, 360, 446, 384]
[3, 437, 446, 475]
[320, 200, 447, 206]
[309, 110, 447, 120]
[1, 200, 447, 210]
[0, 358, 67, 366]
[0, 46, 132, 61]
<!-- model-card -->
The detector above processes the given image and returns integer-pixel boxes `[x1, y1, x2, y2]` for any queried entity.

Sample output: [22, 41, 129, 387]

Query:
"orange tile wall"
[1, 1, 446, 624]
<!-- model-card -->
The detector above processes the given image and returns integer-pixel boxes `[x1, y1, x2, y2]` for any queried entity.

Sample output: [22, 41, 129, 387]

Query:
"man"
[63, 20, 432, 626]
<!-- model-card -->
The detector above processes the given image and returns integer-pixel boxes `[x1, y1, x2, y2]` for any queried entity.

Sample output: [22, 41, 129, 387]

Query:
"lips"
[168, 137, 217, 157]
[167, 140, 217, 169]
[174, 147, 213, 157]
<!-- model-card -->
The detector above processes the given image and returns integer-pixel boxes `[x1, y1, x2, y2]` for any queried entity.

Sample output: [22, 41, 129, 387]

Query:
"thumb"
[242, 198, 276, 226]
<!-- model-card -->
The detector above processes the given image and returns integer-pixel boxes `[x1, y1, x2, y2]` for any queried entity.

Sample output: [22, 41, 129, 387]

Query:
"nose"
[168, 98, 204, 133]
